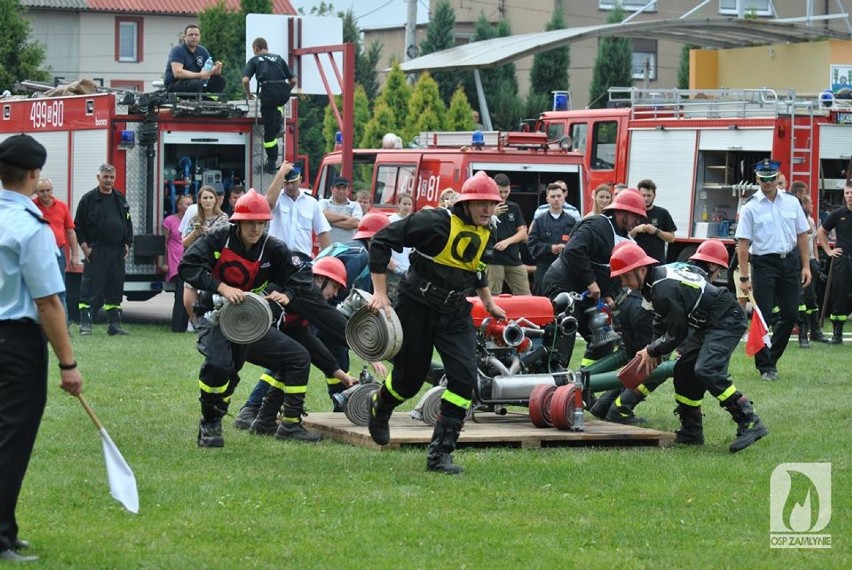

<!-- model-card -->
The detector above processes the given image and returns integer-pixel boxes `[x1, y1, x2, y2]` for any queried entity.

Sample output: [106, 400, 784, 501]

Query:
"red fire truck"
[312, 130, 588, 224]
[537, 87, 852, 261]
[0, 90, 299, 311]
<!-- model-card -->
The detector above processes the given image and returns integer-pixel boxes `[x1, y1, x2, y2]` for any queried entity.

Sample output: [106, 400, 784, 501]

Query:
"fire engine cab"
[312, 130, 587, 225]
[0, 89, 296, 310]
[539, 87, 852, 261]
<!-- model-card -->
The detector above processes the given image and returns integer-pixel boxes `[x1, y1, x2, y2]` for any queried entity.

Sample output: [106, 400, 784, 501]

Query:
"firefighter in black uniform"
[242, 37, 297, 174]
[74, 163, 133, 336]
[541, 189, 646, 366]
[179, 189, 321, 447]
[817, 180, 852, 344]
[366, 171, 507, 474]
[610, 242, 767, 452]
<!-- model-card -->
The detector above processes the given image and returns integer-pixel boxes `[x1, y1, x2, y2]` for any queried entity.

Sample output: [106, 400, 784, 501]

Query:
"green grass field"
[17, 322, 850, 568]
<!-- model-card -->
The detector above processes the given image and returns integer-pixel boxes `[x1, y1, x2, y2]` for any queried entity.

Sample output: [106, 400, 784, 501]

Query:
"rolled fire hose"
[345, 290, 403, 361]
[342, 383, 381, 426]
[218, 291, 273, 344]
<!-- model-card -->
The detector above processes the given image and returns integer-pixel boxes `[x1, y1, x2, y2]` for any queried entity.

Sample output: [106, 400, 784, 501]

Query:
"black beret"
[0, 134, 47, 170]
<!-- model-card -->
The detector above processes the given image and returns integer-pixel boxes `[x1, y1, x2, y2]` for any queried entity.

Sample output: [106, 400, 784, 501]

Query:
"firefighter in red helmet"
[610, 242, 767, 452]
[179, 189, 322, 447]
[366, 171, 507, 474]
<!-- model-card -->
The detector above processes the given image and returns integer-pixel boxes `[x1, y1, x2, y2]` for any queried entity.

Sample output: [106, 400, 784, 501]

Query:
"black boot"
[605, 389, 647, 425]
[798, 312, 810, 348]
[674, 404, 704, 445]
[233, 404, 260, 430]
[250, 388, 285, 435]
[79, 307, 92, 335]
[830, 320, 844, 344]
[368, 389, 396, 446]
[722, 393, 768, 453]
[426, 414, 465, 475]
[275, 393, 322, 442]
[198, 400, 226, 447]
[809, 313, 827, 342]
[589, 389, 619, 420]
[107, 309, 129, 336]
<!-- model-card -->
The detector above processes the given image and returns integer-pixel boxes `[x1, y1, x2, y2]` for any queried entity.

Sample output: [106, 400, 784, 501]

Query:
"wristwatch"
[739, 276, 750, 282]
[654, 228, 660, 237]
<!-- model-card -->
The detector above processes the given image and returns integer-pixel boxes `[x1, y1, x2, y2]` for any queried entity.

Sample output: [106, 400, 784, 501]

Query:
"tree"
[360, 101, 398, 148]
[446, 87, 476, 131]
[321, 85, 370, 152]
[240, 0, 271, 13]
[677, 44, 697, 90]
[341, 8, 382, 102]
[418, 0, 458, 104]
[526, 4, 570, 118]
[404, 73, 447, 142]
[296, 95, 327, 184]
[587, 4, 633, 109]
[378, 61, 412, 132]
[1, 0, 50, 89]
[198, 0, 252, 101]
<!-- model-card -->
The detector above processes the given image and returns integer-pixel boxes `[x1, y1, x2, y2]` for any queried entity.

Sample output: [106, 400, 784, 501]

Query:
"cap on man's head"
[283, 167, 302, 183]
[754, 159, 781, 180]
[215, 186, 225, 195]
[332, 176, 350, 187]
[0, 134, 47, 170]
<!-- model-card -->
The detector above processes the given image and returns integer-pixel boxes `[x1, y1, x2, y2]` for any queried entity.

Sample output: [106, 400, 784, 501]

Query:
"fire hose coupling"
[480, 317, 533, 351]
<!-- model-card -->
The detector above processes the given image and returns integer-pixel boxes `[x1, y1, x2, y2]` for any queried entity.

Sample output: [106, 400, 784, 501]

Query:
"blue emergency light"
[118, 129, 135, 149]
[552, 91, 570, 111]
[335, 131, 343, 145]
[471, 130, 485, 150]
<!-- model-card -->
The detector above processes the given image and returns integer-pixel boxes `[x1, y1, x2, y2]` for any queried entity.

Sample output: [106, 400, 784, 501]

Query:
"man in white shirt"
[319, 177, 363, 244]
[266, 165, 331, 258]
[735, 159, 811, 382]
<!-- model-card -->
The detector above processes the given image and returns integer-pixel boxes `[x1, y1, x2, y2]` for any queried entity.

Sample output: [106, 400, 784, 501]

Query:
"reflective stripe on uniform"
[716, 385, 737, 402]
[327, 377, 342, 386]
[636, 384, 651, 397]
[260, 373, 287, 390]
[199, 379, 230, 394]
[283, 384, 307, 394]
[441, 389, 471, 410]
[263, 139, 277, 149]
[384, 376, 405, 403]
[104, 304, 121, 311]
[675, 393, 702, 407]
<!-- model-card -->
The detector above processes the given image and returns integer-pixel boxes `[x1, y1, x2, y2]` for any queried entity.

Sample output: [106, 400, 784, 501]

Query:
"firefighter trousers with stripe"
[379, 294, 477, 421]
[195, 316, 310, 419]
[673, 301, 747, 407]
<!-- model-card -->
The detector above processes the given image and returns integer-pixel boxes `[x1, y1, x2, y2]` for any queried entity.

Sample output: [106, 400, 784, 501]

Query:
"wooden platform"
[303, 413, 675, 451]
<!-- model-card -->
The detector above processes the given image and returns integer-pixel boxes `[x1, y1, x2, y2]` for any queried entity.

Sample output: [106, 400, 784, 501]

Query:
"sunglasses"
[757, 175, 778, 182]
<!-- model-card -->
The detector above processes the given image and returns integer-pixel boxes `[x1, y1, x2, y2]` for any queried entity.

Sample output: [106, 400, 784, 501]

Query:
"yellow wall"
[692, 40, 852, 94]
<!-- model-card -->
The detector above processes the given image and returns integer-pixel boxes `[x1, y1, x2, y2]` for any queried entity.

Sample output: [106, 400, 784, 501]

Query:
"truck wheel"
[528, 384, 557, 428]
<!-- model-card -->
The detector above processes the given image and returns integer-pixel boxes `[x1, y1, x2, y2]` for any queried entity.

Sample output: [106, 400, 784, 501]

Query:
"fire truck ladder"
[785, 98, 815, 190]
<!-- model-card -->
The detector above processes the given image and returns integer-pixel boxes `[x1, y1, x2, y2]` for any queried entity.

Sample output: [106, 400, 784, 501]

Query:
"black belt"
[0, 318, 38, 329]
[754, 250, 795, 260]
[405, 273, 469, 306]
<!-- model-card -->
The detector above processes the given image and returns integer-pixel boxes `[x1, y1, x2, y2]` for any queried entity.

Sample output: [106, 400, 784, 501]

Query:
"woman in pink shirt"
[163, 194, 193, 332]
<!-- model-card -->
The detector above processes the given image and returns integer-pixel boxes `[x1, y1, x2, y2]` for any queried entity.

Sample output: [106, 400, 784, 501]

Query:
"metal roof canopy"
[398, 17, 852, 130]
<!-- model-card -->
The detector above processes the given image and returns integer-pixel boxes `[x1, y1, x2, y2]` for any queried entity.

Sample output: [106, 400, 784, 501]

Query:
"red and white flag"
[745, 304, 772, 357]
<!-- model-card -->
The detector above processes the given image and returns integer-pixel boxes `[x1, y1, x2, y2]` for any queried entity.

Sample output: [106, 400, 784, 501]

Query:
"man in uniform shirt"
[527, 183, 575, 295]
[164, 24, 225, 94]
[320, 177, 363, 244]
[817, 180, 852, 344]
[487, 173, 530, 295]
[33, 178, 81, 319]
[266, 165, 331, 258]
[0, 135, 83, 563]
[75, 163, 133, 336]
[242, 37, 297, 174]
[735, 159, 811, 381]
[630, 179, 677, 264]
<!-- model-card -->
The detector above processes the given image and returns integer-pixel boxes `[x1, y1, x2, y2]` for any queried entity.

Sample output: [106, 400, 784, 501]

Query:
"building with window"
[19, 0, 296, 93]
[365, 0, 848, 109]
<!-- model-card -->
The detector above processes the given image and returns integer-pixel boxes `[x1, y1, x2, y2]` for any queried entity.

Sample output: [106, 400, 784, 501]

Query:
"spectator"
[612, 183, 628, 197]
[75, 163, 133, 336]
[266, 165, 331, 258]
[798, 193, 827, 345]
[354, 190, 371, 215]
[242, 37, 297, 174]
[585, 183, 613, 217]
[388, 192, 414, 299]
[33, 178, 80, 321]
[439, 188, 457, 209]
[487, 173, 530, 295]
[222, 185, 245, 217]
[164, 24, 225, 95]
[630, 179, 677, 264]
[788, 180, 807, 201]
[182, 186, 229, 249]
[534, 179, 581, 222]
[816, 179, 852, 344]
[320, 177, 363, 244]
[527, 183, 575, 294]
[162, 194, 193, 332]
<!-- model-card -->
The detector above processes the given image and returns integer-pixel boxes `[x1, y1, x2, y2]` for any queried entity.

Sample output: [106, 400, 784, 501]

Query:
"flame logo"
[788, 488, 813, 533]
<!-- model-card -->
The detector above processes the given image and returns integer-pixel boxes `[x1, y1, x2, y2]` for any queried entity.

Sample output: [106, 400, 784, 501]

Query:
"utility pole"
[405, 0, 418, 62]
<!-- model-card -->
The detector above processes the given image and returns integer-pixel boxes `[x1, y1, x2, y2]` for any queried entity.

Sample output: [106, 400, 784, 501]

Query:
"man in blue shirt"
[0, 135, 83, 562]
[164, 24, 225, 94]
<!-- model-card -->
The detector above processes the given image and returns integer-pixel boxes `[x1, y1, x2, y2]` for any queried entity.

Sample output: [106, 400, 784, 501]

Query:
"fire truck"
[0, 89, 298, 312]
[537, 87, 852, 262]
[312, 130, 588, 225]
